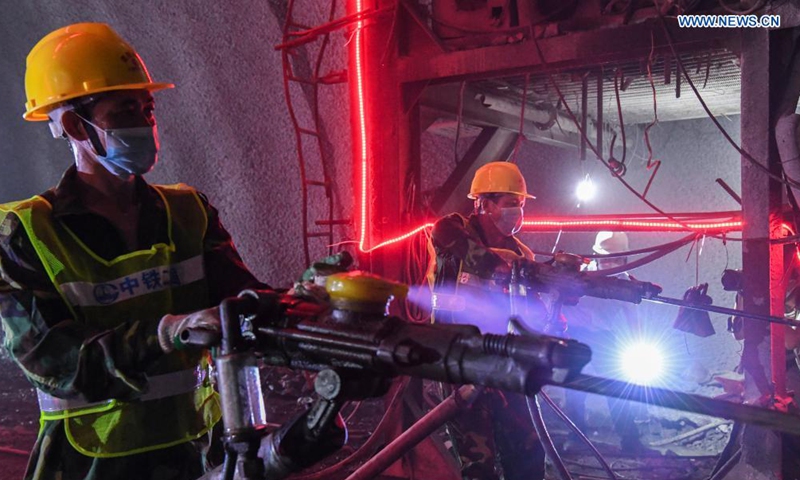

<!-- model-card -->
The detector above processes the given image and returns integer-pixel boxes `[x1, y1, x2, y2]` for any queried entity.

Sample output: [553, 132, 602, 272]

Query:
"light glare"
[620, 341, 664, 385]
[576, 176, 597, 202]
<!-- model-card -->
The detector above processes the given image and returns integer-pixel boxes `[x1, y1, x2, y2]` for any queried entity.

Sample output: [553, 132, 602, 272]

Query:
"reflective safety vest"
[428, 214, 539, 334]
[0, 184, 221, 458]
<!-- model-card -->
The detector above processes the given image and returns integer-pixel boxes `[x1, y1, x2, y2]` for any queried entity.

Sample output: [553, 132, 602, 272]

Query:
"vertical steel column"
[347, 0, 412, 279]
[738, 28, 784, 479]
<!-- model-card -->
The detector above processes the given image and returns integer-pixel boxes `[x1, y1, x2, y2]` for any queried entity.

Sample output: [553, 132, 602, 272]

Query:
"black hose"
[527, 395, 573, 480]
[707, 422, 742, 479]
[531, 233, 697, 260]
[222, 449, 237, 480]
[584, 235, 690, 277]
[707, 447, 742, 480]
[539, 391, 618, 480]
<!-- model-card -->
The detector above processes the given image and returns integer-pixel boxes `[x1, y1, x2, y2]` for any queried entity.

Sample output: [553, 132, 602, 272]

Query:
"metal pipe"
[344, 385, 481, 480]
[564, 374, 800, 436]
[647, 295, 797, 327]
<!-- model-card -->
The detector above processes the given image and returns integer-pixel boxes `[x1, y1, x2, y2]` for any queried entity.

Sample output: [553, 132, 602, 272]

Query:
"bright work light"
[576, 175, 596, 202]
[619, 341, 664, 385]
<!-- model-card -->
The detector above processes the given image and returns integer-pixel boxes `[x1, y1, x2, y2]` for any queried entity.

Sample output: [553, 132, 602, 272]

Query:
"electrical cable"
[527, 395, 573, 480]
[512, 73, 530, 161]
[642, 33, 662, 199]
[275, 6, 393, 50]
[539, 391, 618, 480]
[529, 34, 699, 233]
[653, 0, 800, 253]
[530, 28, 750, 244]
[344, 400, 363, 424]
[613, 68, 627, 167]
[404, 228, 433, 324]
[584, 233, 693, 276]
[653, 5, 800, 191]
[530, 232, 697, 259]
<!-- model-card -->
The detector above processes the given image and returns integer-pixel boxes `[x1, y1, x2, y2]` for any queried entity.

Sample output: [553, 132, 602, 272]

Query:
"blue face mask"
[80, 118, 159, 179]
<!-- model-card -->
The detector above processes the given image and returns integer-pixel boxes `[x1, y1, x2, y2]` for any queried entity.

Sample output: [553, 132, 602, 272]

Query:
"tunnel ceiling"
[471, 48, 741, 125]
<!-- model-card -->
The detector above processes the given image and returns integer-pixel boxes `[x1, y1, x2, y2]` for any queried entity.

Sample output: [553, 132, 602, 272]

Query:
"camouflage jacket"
[0, 166, 265, 479]
[430, 213, 517, 290]
[430, 213, 546, 334]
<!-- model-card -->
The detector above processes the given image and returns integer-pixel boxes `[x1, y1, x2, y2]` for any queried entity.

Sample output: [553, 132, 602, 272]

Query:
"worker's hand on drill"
[291, 251, 355, 304]
[157, 306, 221, 353]
[289, 281, 331, 304]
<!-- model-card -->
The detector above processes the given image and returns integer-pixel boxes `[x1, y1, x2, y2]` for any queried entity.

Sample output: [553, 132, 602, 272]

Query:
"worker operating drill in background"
[0, 23, 266, 480]
[428, 161, 547, 480]
[561, 231, 648, 454]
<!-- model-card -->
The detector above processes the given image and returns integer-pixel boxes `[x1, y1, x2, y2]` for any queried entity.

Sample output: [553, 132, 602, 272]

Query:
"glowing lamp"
[619, 341, 664, 385]
[576, 175, 597, 202]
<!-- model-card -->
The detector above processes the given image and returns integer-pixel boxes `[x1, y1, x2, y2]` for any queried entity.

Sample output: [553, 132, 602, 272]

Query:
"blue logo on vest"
[94, 283, 120, 305]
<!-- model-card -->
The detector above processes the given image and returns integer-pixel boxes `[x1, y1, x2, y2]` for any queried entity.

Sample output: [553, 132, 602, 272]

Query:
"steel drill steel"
[647, 295, 798, 326]
[565, 374, 800, 436]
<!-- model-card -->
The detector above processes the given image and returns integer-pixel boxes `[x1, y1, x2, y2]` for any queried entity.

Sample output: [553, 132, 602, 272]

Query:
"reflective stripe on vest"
[60, 255, 204, 307]
[0, 184, 221, 458]
[37, 367, 208, 413]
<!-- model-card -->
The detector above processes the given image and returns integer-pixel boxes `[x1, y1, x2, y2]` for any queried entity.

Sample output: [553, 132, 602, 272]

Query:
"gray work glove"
[158, 306, 221, 353]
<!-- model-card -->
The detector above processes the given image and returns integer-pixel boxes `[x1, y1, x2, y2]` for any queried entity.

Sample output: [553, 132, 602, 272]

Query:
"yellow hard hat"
[23, 23, 174, 121]
[325, 271, 408, 312]
[468, 161, 535, 199]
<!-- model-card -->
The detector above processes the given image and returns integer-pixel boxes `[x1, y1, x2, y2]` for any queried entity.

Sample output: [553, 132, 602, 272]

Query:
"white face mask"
[79, 117, 159, 179]
[490, 206, 524, 236]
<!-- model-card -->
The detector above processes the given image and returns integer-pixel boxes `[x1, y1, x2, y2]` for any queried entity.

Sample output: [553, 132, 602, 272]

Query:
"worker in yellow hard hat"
[429, 161, 545, 334]
[1, 23, 268, 480]
[428, 161, 547, 480]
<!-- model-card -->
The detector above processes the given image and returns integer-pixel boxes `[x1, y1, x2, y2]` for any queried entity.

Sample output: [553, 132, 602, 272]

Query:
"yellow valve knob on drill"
[325, 271, 408, 314]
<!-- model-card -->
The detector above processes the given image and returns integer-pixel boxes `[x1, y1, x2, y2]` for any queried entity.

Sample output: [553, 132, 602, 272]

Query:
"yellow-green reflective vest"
[0, 184, 221, 458]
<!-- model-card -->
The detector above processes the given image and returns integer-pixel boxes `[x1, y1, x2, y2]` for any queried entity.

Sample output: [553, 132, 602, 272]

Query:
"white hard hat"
[593, 231, 629, 255]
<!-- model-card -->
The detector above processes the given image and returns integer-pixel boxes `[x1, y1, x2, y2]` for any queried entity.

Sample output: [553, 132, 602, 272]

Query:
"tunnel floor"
[0, 365, 729, 480]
